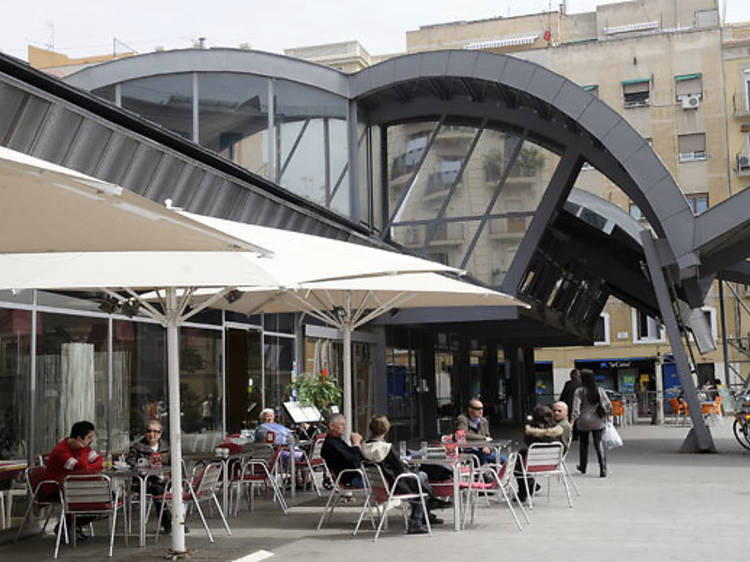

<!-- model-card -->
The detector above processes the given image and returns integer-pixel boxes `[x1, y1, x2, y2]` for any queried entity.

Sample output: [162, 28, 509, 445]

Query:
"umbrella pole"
[343, 322, 352, 440]
[166, 287, 187, 554]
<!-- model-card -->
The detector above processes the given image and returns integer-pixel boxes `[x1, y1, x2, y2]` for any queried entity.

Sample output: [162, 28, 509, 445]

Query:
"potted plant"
[288, 369, 342, 417]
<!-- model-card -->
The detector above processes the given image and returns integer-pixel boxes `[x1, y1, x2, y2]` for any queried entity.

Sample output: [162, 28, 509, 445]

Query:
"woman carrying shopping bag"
[571, 369, 613, 478]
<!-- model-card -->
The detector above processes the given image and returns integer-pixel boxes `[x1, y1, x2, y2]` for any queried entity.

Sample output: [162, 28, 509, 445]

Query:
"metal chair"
[15, 466, 65, 542]
[155, 461, 231, 543]
[519, 442, 573, 510]
[460, 451, 529, 531]
[301, 434, 330, 496]
[316, 465, 370, 531]
[232, 444, 287, 516]
[55, 474, 127, 559]
[354, 463, 431, 541]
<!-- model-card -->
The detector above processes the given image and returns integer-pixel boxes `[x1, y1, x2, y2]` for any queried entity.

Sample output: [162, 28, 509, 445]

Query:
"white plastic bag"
[603, 421, 623, 449]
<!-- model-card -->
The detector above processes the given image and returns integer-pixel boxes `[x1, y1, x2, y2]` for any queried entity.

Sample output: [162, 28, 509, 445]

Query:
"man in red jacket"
[42, 420, 103, 540]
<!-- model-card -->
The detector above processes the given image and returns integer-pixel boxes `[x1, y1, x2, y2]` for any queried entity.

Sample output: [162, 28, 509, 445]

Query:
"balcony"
[731, 90, 750, 119]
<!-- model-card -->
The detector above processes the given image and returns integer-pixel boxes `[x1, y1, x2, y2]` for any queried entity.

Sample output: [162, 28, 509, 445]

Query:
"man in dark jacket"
[559, 369, 581, 420]
[321, 413, 364, 487]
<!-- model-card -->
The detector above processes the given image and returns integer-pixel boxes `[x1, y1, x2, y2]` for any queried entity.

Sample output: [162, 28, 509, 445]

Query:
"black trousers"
[578, 428, 606, 472]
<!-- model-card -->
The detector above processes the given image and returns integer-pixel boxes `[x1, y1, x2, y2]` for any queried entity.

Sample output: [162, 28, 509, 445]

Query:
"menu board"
[283, 401, 323, 423]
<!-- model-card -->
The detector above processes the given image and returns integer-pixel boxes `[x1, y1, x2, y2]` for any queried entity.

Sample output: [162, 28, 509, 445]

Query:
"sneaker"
[427, 513, 444, 525]
[534, 483, 542, 494]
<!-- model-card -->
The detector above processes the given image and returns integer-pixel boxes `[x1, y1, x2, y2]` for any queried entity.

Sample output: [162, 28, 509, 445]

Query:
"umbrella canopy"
[0, 146, 267, 254]
[183, 212, 462, 282]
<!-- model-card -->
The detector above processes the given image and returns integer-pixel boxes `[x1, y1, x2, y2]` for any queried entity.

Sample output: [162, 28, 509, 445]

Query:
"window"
[675, 73, 702, 101]
[622, 79, 650, 107]
[745, 70, 750, 111]
[686, 193, 709, 215]
[678, 133, 706, 161]
[632, 309, 665, 343]
[594, 312, 611, 346]
[629, 202, 644, 220]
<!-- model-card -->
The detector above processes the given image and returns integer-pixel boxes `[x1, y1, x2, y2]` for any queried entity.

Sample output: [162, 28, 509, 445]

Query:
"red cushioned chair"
[232, 443, 287, 516]
[15, 466, 65, 543]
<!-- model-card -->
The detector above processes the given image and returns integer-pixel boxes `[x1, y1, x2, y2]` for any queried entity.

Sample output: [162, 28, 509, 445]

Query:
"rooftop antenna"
[44, 21, 54, 50]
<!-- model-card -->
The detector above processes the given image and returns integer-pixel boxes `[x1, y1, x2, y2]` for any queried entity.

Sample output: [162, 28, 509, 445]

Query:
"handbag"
[603, 421, 623, 449]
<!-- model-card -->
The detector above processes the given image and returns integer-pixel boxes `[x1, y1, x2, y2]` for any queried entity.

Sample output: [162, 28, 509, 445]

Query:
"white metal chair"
[316, 465, 370, 532]
[232, 443, 288, 516]
[301, 434, 330, 496]
[519, 442, 573, 510]
[561, 435, 581, 497]
[461, 451, 529, 531]
[354, 463, 431, 541]
[155, 461, 231, 543]
[55, 474, 127, 559]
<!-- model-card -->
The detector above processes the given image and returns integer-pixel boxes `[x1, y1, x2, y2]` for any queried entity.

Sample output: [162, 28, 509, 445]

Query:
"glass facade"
[0, 295, 298, 463]
[121, 73, 194, 140]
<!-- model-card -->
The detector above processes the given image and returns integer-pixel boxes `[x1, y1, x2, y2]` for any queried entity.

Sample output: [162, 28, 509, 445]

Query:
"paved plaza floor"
[1, 420, 748, 561]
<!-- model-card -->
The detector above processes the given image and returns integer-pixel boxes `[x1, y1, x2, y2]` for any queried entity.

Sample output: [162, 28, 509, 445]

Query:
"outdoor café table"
[104, 465, 170, 547]
[0, 460, 27, 529]
[406, 454, 476, 532]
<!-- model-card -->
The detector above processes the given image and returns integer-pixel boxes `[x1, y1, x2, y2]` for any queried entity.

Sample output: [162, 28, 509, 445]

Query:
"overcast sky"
[2, 0, 748, 61]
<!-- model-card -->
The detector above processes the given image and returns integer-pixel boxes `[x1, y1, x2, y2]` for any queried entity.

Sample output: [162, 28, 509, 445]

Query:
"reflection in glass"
[198, 73, 271, 178]
[263, 336, 294, 420]
[491, 140, 559, 215]
[275, 80, 348, 213]
[179, 327, 222, 436]
[0, 309, 30, 460]
[121, 73, 193, 140]
[35, 313, 108, 457]
[225, 328, 262, 433]
[92, 85, 116, 103]
[113, 321, 165, 451]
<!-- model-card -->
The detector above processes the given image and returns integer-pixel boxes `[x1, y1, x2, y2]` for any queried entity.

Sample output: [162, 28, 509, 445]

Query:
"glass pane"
[275, 80, 347, 211]
[121, 73, 193, 140]
[423, 220, 473, 272]
[387, 121, 437, 219]
[36, 313, 108, 457]
[225, 328, 262, 434]
[198, 72, 271, 178]
[388, 123, 475, 225]
[263, 336, 294, 422]
[0, 309, 31, 460]
[444, 129, 519, 220]
[371, 126, 383, 232]
[357, 120, 369, 226]
[179, 328, 222, 441]
[328, 118, 350, 216]
[92, 85, 116, 103]
[113, 320, 165, 450]
[491, 140, 560, 214]
[263, 313, 295, 334]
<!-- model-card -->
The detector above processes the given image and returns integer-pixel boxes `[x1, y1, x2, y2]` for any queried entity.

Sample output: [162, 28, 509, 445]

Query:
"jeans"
[578, 428, 606, 473]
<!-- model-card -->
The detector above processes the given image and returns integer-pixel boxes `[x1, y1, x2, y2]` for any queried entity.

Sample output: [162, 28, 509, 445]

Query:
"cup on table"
[150, 452, 163, 468]
[398, 441, 407, 458]
[445, 442, 458, 460]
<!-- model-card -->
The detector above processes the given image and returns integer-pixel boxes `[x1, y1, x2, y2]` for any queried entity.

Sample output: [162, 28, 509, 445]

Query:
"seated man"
[42, 420, 103, 540]
[126, 420, 171, 534]
[320, 413, 363, 487]
[455, 398, 495, 465]
[361, 415, 442, 534]
[552, 401, 572, 449]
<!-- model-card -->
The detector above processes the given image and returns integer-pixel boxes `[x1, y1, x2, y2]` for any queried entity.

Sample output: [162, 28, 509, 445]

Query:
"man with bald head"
[455, 398, 495, 464]
[552, 401, 572, 450]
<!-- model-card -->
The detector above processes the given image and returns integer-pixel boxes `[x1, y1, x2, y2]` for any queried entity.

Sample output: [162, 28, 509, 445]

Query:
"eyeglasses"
[146, 429, 161, 433]
[469, 406, 483, 411]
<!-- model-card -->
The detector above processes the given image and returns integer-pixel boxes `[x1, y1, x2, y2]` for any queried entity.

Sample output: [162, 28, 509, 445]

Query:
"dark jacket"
[126, 436, 170, 467]
[360, 439, 419, 495]
[321, 434, 362, 485]
[559, 380, 581, 420]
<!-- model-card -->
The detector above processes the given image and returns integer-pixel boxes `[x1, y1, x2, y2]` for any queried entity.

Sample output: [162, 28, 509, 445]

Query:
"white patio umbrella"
[189, 273, 528, 437]
[0, 146, 265, 254]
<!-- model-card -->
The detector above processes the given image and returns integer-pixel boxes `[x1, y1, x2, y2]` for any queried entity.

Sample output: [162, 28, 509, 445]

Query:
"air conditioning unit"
[681, 93, 701, 109]
[739, 154, 750, 171]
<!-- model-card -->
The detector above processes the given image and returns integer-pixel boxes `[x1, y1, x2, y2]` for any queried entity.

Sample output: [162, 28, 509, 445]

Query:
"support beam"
[640, 231, 715, 453]
[502, 147, 582, 294]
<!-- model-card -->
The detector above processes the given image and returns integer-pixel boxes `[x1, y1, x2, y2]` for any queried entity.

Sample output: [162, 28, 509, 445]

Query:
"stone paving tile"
[1, 421, 748, 561]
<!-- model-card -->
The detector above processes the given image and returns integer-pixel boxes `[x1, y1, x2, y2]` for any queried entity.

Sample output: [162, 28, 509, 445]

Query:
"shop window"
[632, 309, 665, 343]
[594, 312, 610, 346]
[678, 133, 706, 162]
[622, 79, 650, 108]
[686, 193, 709, 215]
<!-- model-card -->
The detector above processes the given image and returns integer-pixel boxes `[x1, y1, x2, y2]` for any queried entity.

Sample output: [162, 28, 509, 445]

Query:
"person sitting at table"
[551, 401, 572, 450]
[320, 413, 364, 487]
[455, 398, 495, 465]
[126, 420, 172, 535]
[360, 415, 442, 534]
[516, 405, 564, 502]
[42, 420, 103, 541]
[254, 408, 309, 487]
